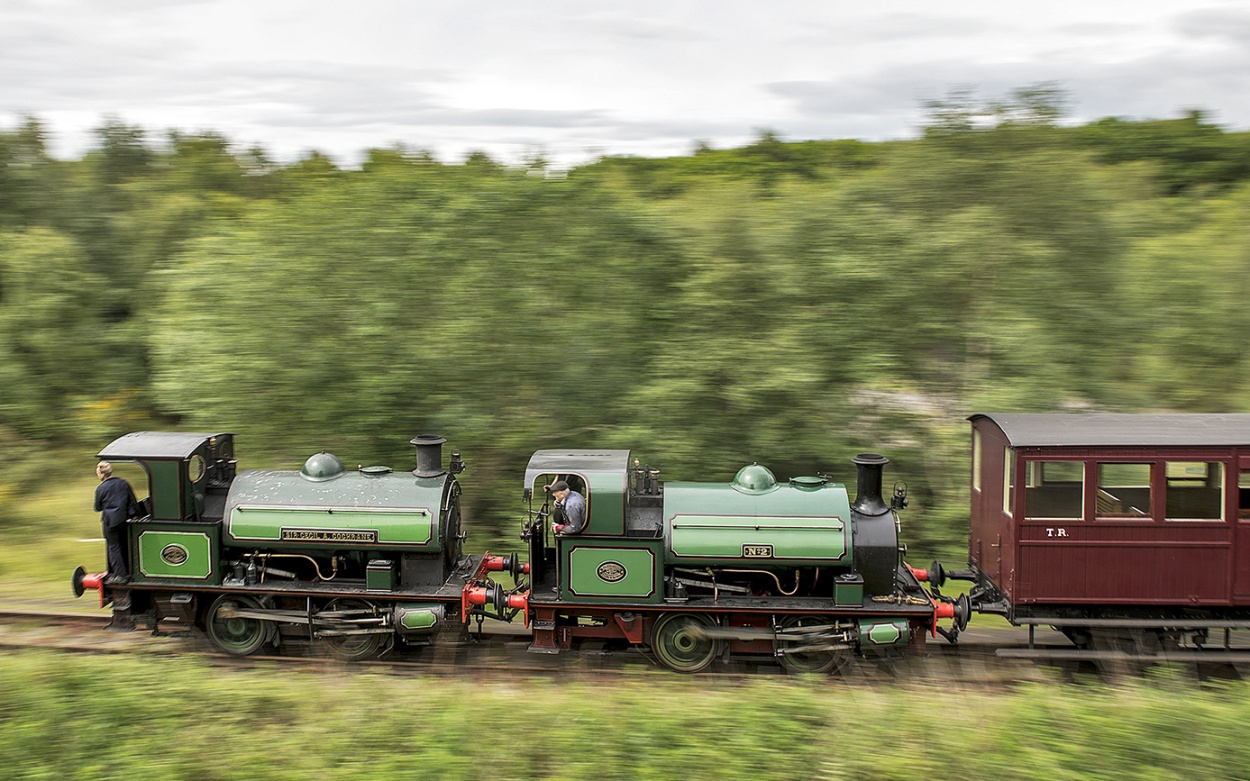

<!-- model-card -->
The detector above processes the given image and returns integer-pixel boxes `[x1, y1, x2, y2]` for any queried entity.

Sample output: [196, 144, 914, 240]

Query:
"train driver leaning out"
[94, 461, 138, 581]
[548, 480, 586, 535]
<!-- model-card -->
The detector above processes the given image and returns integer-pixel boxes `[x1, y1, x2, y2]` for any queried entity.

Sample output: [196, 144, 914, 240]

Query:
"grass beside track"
[2, 649, 1248, 781]
[0, 470, 107, 606]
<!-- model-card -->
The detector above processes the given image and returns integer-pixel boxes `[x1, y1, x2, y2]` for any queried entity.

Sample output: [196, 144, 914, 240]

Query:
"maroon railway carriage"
[959, 413, 1250, 658]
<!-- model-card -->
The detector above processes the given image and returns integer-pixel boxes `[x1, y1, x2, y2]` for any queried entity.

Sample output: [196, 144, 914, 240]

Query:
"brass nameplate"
[281, 528, 378, 543]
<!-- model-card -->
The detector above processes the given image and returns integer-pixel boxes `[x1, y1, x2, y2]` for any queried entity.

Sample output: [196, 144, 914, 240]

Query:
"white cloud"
[1, 0, 1247, 167]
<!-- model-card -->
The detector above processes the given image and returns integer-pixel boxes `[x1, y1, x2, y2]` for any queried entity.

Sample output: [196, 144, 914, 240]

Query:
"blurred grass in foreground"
[2, 649, 1248, 781]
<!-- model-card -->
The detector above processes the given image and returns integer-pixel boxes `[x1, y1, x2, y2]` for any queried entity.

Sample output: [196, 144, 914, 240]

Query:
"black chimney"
[851, 454, 890, 516]
[411, 435, 447, 478]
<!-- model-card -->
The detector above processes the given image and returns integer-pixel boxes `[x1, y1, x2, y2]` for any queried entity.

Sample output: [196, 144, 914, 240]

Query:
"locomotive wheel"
[651, 612, 722, 673]
[778, 615, 847, 675]
[320, 599, 385, 661]
[205, 595, 268, 656]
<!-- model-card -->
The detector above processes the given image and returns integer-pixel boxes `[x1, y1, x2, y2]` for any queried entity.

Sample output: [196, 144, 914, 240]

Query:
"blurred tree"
[0, 229, 126, 437]
[1068, 111, 1250, 194]
[3, 101, 1248, 551]
[0, 117, 57, 231]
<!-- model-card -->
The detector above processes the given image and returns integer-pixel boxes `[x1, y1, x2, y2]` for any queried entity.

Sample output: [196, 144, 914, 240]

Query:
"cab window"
[105, 462, 151, 517]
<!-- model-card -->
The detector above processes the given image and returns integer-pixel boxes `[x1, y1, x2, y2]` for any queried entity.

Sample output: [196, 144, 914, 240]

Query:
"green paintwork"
[149, 460, 181, 520]
[136, 529, 215, 581]
[582, 470, 627, 535]
[555, 540, 664, 603]
[732, 464, 778, 493]
[669, 514, 847, 562]
[225, 468, 447, 549]
[858, 618, 911, 648]
[366, 560, 395, 591]
[566, 545, 659, 599]
[663, 480, 852, 566]
[230, 506, 431, 545]
[665, 480, 852, 566]
[834, 578, 864, 606]
[394, 603, 444, 631]
[301, 452, 346, 481]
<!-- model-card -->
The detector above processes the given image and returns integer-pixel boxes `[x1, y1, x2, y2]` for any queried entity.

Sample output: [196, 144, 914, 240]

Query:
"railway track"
[12, 606, 1233, 686]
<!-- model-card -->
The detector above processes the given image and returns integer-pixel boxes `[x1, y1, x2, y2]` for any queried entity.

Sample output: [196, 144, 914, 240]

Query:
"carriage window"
[1024, 461, 1083, 520]
[972, 430, 982, 492]
[1096, 463, 1152, 518]
[1165, 461, 1224, 521]
[1241, 472, 1250, 519]
[1002, 447, 1015, 516]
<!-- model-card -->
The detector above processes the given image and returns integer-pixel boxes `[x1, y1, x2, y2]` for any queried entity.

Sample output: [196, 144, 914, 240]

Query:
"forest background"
[3, 86, 1250, 561]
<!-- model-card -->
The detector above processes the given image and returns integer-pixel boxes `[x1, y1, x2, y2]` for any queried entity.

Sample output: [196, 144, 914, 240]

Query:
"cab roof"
[971, 413, 1250, 448]
[523, 450, 630, 486]
[98, 432, 229, 460]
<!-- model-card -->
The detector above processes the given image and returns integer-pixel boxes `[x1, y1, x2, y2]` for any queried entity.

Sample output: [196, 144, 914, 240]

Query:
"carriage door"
[1236, 458, 1250, 597]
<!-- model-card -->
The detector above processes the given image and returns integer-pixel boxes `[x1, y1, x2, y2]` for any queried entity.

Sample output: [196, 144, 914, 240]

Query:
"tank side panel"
[663, 482, 852, 567]
[224, 470, 444, 549]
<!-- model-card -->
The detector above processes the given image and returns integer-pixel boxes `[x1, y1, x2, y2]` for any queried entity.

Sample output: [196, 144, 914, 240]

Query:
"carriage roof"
[970, 413, 1250, 448]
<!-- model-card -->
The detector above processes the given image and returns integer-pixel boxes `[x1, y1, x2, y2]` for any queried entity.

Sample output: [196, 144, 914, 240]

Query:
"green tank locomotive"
[74, 432, 500, 659]
[460, 449, 968, 672]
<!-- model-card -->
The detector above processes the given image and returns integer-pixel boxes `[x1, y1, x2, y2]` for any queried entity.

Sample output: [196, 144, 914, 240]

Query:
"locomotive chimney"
[850, 454, 890, 516]
[411, 435, 447, 478]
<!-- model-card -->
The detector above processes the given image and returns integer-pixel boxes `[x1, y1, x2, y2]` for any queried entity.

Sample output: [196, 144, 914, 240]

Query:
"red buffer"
[71, 567, 107, 608]
[461, 552, 532, 627]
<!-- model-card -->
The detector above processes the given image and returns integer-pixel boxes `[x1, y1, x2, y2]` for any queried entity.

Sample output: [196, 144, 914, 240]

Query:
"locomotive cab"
[522, 450, 656, 600]
[93, 432, 237, 586]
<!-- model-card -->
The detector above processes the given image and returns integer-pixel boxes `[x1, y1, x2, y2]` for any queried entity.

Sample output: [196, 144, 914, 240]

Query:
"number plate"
[742, 544, 774, 558]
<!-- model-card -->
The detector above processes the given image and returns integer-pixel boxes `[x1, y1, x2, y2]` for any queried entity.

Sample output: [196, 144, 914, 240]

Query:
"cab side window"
[108, 462, 151, 518]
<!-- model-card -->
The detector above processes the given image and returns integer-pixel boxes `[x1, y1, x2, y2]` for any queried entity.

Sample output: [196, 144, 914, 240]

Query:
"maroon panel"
[1016, 522, 1232, 604]
[1236, 523, 1250, 599]
[969, 421, 1010, 587]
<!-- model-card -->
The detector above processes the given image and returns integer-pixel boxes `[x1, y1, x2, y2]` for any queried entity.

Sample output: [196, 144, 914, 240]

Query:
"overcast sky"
[3, 0, 1249, 167]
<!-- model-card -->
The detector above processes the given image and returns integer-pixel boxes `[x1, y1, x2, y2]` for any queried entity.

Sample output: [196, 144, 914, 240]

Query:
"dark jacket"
[95, 477, 137, 529]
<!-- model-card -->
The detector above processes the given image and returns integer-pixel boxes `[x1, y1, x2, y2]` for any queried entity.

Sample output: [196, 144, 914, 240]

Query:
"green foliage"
[1070, 111, 1250, 194]
[5, 103, 1250, 553]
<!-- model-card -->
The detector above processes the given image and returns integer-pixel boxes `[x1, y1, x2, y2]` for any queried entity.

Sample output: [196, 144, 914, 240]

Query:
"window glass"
[1240, 472, 1250, 519]
[1165, 461, 1224, 520]
[1096, 463, 1152, 518]
[971, 430, 982, 492]
[1024, 461, 1083, 519]
[1002, 447, 1015, 516]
